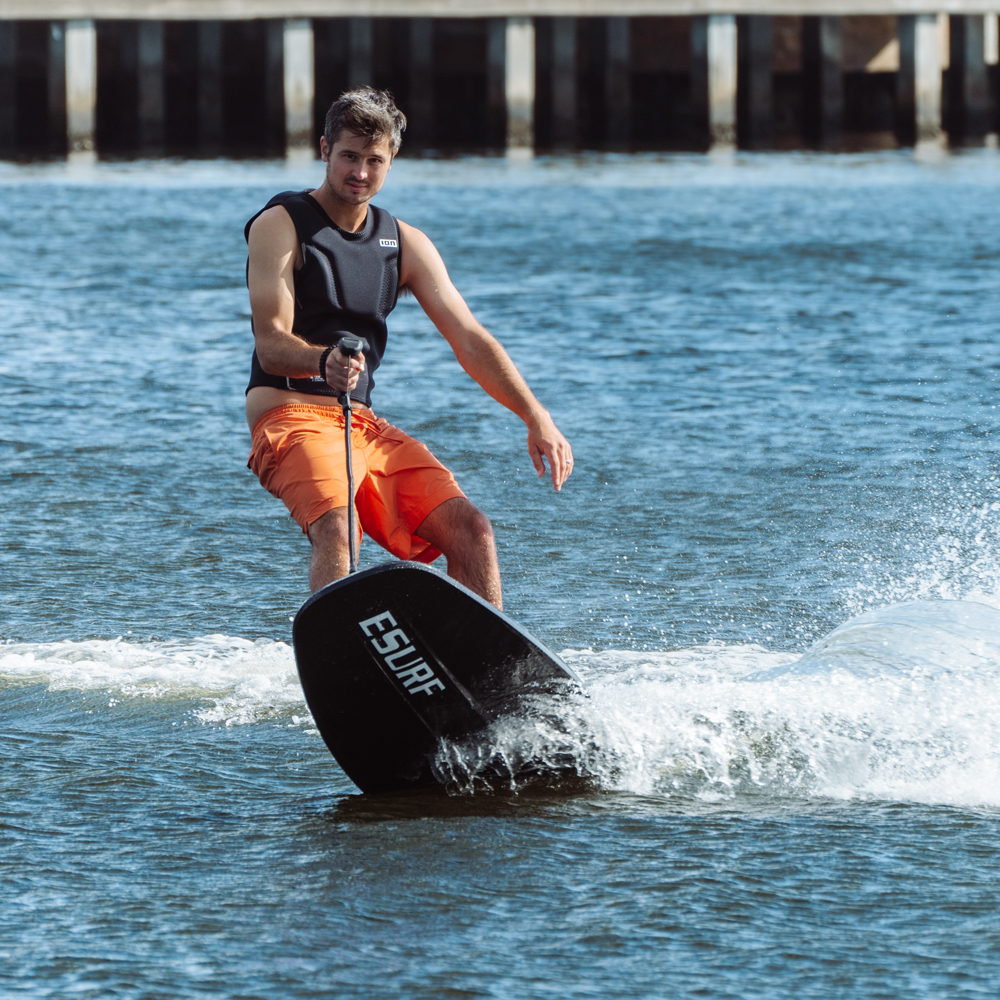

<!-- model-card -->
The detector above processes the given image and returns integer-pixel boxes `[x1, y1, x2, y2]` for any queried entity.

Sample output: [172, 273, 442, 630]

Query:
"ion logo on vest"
[379, 239, 398, 248]
[358, 611, 446, 695]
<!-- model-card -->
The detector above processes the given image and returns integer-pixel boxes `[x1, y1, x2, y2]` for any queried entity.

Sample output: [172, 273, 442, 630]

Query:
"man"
[245, 88, 572, 609]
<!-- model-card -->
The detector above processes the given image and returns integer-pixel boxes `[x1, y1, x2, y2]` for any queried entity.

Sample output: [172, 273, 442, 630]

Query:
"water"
[3, 150, 1000, 997]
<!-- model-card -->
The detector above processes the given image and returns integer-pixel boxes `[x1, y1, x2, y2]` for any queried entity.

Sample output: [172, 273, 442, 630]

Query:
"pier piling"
[486, 18, 506, 147]
[707, 15, 738, 147]
[0, 22, 14, 156]
[605, 16, 630, 148]
[283, 18, 312, 153]
[408, 18, 433, 145]
[265, 20, 285, 153]
[901, 13, 944, 142]
[802, 15, 843, 145]
[47, 21, 66, 154]
[505, 17, 535, 149]
[551, 17, 577, 148]
[948, 14, 989, 139]
[197, 21, 222, 153]
[66, 19, 96, 155]
[348, 17, 372, 90]
[136, 19, 163, 153]
[738, 15, 773, 147]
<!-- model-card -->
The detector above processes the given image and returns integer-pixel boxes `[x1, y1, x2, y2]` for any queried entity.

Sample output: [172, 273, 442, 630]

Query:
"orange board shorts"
[248, 403, 466, 564]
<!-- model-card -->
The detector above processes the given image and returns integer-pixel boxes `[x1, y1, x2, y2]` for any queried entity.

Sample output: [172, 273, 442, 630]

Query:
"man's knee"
[443, 501, 495, 556]
[465, 508, 495, 547]
[417, 497, 489, 551]
[308, 507, 351, 549]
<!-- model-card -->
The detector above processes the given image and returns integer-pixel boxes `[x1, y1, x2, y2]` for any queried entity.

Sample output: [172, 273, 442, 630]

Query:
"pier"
[1, 1, 998, 156]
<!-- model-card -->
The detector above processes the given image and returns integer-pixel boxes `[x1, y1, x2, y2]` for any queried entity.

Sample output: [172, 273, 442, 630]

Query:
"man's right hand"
[323, 345, 366, 393]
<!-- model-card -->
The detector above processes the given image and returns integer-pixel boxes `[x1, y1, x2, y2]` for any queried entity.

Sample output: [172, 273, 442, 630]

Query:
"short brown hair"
[323, 88, 406, 153]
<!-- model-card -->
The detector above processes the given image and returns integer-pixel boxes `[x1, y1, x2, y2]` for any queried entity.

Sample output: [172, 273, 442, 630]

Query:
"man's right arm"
[247, 207, 361, 390]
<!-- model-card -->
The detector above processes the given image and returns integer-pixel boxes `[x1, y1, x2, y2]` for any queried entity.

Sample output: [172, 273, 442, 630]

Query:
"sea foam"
[0, 633, 304, 727]
[439, 600, 1000, 808]
[5, 600, 1000, 807]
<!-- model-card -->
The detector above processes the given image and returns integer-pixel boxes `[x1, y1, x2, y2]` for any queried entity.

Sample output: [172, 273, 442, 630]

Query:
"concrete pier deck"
[2, 2, 999, 14]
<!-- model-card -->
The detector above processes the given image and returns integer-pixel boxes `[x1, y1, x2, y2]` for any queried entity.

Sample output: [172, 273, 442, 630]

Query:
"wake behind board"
[293, 562, 585, 793]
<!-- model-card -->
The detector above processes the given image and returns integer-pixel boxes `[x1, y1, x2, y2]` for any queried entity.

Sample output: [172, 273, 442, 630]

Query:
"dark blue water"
[3, 151, 1000, 998]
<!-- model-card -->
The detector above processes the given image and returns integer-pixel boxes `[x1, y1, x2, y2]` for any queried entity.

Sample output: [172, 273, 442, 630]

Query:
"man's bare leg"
[416, 497, 502, 609]
[306, 506, 359, 592]
[307, 498, 501, 608]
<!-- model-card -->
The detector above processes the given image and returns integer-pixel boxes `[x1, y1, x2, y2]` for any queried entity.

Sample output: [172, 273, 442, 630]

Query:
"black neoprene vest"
[244, 190, 401, 408]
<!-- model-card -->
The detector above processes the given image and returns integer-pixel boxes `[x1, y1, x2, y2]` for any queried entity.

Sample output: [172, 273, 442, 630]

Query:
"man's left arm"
[398, 220, 573, 491]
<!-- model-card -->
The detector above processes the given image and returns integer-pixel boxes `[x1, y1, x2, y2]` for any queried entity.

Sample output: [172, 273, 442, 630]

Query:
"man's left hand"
[528, 414, 573, 492]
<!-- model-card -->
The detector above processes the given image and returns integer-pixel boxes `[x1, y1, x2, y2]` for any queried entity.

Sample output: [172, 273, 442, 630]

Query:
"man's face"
[320, 131, 394, 206]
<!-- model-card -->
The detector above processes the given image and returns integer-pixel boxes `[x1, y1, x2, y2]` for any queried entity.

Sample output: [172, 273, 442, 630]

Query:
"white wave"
[8, 600, 1000, 808]
[439, 601, 1000, 809]
[0, 634, 307, 727]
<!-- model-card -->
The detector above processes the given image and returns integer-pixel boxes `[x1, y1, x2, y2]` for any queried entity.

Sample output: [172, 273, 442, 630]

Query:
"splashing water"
[435, 600, 1000, 807]
[841, 486, 1000, 615]
[0, 634, 304, 727]
[8, 600, 998, 808]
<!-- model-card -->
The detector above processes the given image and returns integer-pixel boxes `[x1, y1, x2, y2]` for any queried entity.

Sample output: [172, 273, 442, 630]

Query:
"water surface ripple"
[3, 151, 1000, 998]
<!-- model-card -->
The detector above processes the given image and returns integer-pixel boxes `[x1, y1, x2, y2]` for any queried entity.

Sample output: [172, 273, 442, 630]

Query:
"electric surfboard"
[293, 561, 585, 793]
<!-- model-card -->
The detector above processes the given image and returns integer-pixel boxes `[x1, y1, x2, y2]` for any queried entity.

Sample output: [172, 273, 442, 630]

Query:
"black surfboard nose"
[293, 561, 584, 793]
